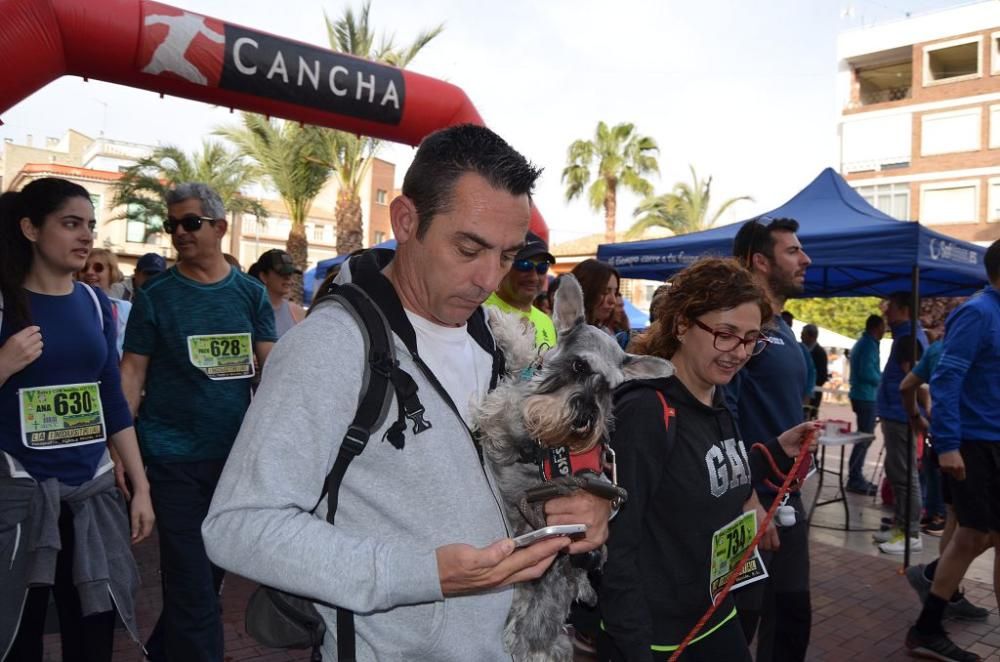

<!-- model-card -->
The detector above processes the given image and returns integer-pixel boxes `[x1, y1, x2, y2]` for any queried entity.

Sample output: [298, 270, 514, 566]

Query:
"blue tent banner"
[597, 168, 988, 298]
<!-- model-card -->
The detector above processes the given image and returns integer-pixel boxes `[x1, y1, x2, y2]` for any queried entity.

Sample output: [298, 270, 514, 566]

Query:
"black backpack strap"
[467, 305, 506, 389]
[310, 282, 396, 662]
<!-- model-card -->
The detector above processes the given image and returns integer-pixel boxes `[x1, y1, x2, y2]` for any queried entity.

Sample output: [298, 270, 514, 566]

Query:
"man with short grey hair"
[119, 182, 276, 662]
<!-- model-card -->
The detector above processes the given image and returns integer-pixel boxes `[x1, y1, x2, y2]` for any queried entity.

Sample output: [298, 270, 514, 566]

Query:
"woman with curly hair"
[599, 257, 818, 661]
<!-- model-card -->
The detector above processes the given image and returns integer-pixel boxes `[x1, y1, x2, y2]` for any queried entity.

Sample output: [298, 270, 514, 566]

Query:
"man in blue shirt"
[847, 314, 884, 494]
[727, 217, 812, 662]
[874, 291, 928, 555]
[120, 183, 277, 662]
[907, 239, 1000, 662]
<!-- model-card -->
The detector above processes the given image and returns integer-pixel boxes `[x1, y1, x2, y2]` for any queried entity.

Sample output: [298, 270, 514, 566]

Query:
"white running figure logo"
[142, 11, 225, 86]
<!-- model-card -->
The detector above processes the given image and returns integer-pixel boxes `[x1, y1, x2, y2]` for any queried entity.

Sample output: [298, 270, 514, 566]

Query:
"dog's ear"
[552, 275, 585, 336]
[621, 353, 675, 382]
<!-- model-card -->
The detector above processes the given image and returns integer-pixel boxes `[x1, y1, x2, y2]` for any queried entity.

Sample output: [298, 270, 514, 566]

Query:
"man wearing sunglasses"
[727, 216, 814, 662]
[119, 182, 277, 662]
[484, 231, 557, 351]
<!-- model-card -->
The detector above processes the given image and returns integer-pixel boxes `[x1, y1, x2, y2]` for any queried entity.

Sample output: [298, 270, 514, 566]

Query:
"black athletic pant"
[735, 494, 811, 662]
[8, 505, 116, 662]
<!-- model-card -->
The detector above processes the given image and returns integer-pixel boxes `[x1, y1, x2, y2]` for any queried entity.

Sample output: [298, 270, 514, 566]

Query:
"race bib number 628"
[187, 333, 254, 380]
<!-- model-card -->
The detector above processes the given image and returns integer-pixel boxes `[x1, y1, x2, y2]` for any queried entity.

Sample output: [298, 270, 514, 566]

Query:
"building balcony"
[852, 84, 912, 107]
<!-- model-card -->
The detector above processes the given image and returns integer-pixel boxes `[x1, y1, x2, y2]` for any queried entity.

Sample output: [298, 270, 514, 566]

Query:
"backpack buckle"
[404, 406, 432, 434]
[341, 425, 369, 457]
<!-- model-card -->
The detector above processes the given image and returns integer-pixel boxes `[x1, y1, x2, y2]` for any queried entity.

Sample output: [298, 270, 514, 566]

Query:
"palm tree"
[216, 113, 333, 301]
[324, 1, 443, 255]
[111, 141, 266, 242]
[627, 165, 753, 238]
[562, 121, 659, 244]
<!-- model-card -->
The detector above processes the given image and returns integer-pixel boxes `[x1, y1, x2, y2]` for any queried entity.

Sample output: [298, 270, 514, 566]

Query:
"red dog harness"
[540, 444, 606, 480]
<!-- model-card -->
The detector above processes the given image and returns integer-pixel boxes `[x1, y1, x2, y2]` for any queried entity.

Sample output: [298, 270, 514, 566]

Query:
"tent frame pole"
[904, 266, 920, 567]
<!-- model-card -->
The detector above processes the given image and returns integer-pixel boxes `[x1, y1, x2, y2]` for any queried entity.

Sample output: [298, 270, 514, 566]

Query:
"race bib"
[19, 382, 107, 450]
[187, 333, 255, 380]
[709, 511, 769, 604]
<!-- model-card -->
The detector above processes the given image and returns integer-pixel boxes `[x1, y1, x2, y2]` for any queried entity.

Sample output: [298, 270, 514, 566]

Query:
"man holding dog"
[727, 216, 814, 662]
[484, 230, 557, 351]
[202, 125, 611, 660]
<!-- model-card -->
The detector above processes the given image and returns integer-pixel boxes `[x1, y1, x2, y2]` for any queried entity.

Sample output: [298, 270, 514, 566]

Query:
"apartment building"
[837, 1, 1000, 244]
[1, 130, 394, 271]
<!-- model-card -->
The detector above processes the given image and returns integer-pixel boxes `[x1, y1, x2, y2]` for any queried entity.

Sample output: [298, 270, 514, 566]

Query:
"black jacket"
[600, 376, 753, 661]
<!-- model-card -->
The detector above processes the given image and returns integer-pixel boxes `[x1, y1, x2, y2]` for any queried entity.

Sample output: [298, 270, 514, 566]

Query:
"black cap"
[254, 249, 302, 275]
[135, 252, 166, 274]
[515, 231, 555, 264]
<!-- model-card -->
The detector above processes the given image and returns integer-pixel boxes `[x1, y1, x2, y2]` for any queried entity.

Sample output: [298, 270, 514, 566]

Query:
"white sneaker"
[879, 534, 922, 554]
[873, 527, 901, 543]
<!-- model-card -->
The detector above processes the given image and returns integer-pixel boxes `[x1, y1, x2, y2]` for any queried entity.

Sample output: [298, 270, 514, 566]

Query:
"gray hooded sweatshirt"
[202, 291, 514, 660]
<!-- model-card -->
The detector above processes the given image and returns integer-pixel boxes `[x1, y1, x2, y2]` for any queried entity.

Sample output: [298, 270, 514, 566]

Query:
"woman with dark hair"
[599, 258, 818, 661]
[571, 258, 620, 330]
[0, 177, 153, 661]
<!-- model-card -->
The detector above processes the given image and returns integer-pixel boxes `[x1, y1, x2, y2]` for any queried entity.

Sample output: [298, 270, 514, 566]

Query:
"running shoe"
[923, 516, 946, 537]
[879, 534, 922, 554]
[946, 593, 990, 622]
[873, 526, 902, 543]
[847, 482, 877, 495]
[905, 626, 981, 661]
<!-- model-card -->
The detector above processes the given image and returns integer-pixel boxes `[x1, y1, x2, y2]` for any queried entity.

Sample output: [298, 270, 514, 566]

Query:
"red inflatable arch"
[0, 0, 548, 240]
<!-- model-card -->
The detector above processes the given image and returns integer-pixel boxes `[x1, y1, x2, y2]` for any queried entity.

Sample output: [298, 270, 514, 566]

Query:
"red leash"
[668, 433, 815, 661]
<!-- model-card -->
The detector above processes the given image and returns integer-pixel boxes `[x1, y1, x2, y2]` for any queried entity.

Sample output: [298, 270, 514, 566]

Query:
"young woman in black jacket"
[599, 258, 818, 661]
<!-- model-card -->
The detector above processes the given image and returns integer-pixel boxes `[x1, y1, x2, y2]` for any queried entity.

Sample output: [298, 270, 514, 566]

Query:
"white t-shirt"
[405, 310, 493, 426]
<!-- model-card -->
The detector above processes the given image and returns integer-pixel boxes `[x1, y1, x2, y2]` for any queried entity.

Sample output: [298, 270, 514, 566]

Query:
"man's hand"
[437, 537, 570, 596]
[911, 414, 930, 437]
[544, 490, 612, 554]
[938, 450, 966, 481]
[778, 420, 822, 458]
[0, 326, 43, 383]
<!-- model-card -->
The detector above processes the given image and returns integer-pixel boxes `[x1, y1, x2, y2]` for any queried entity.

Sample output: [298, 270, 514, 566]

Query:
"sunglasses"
[83, 262, 106, 274]
[163, 214, 216, 234]
[692, 318, 769, 356]
[512, 259, 550, 275]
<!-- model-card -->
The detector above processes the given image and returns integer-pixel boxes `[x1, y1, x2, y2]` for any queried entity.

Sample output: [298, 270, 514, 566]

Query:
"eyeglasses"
[163, 215, 216, 234]
[691, 318, 769, 356]
[512, 259, 550, 275]
[82, 262, 106, 274]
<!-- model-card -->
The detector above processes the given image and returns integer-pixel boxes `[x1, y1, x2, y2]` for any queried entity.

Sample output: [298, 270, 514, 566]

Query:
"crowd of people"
[0, 123, 998, 662]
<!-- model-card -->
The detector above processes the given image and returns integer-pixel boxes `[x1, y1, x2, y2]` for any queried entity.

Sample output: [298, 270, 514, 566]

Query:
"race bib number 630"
[19, 382, 107, 449]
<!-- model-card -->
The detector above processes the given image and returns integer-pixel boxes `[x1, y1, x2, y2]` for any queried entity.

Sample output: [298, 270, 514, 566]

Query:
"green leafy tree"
[111, 141, 266, 242]
[562, 121, 659, 244]
[216, 114, 332, 301]
[324, 0, 443, 255]
[785, 297, 883, 339]
[627, 165, 752, 238]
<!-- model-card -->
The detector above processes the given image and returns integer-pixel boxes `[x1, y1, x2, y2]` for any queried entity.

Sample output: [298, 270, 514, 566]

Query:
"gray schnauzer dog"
[475, 275, 673, 661]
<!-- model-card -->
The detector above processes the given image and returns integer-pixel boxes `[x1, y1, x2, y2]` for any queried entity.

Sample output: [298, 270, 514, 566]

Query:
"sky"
[0, 0, 977, 245]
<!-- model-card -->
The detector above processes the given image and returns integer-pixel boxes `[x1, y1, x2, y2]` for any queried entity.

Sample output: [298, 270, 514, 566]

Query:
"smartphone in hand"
[512, 524, 587, 548]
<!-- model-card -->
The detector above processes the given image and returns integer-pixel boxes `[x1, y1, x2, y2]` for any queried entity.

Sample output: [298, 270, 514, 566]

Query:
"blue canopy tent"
[314, 239, 397, 284]
[302, 266, 317, 305]
[623, 298, 650, 330]
[597, 168, 988, 298]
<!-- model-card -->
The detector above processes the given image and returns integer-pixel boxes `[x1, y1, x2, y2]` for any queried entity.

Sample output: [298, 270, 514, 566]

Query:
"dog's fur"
[476, 275, 674, 661]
